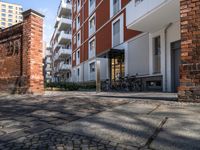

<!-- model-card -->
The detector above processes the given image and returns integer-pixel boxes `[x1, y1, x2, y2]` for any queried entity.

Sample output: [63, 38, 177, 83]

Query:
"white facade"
[126, 0, 181, 92]
[72, 58, 108, 82]
[51, 0, 72, 83]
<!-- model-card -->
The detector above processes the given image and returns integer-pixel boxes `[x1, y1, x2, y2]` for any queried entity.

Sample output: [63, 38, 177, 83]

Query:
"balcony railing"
[59, 62, 71, 71]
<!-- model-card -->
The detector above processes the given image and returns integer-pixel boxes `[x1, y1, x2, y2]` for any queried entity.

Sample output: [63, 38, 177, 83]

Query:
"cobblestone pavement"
[0, 92, 135, 150]
[0, 91, 199, 150]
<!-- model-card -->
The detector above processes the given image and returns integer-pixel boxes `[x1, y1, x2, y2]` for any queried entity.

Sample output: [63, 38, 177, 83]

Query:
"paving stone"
[0, 92, 199, 150]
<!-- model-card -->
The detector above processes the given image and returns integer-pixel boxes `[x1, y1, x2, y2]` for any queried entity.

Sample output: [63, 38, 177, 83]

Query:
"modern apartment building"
[72, 0, 200, 98]
[72, 0, 143, 83]
[0, 1, 23, 29]
[51, 0, 72, 83]
[44, 47, 53, 83]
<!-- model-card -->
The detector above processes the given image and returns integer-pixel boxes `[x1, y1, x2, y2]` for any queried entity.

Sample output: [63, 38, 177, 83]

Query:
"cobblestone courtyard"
[0, 92, 199, 150]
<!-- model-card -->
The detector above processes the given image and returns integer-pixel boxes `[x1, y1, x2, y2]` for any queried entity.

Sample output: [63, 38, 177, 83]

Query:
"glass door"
[111, 55, 125, 81]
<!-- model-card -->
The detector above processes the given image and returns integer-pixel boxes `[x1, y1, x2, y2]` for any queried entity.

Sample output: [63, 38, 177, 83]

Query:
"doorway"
[171, 41, 181, 92]
[111, 55, 125, 81]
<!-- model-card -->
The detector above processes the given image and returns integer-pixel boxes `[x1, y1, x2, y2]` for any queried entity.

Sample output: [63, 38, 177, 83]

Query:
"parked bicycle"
[101, 74, 143, 92]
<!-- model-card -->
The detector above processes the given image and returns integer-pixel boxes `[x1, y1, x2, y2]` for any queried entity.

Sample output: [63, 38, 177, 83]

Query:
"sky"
[2, 0, 60, 46]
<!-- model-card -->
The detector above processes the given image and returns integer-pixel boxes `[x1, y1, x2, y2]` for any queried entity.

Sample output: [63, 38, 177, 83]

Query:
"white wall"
[127, 33, 149, 76]
[149, 21, 180, 92]
[72, 58, 108, 82]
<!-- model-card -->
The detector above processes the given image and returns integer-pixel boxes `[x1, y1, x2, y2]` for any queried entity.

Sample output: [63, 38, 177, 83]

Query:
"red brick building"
[0, 9, 44, 94]
[72, 0, 200, 101]
[71, 0, 143, 82]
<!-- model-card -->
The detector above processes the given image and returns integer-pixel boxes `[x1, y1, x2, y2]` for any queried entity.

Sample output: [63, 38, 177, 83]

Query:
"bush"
[45, 82, 96, 91]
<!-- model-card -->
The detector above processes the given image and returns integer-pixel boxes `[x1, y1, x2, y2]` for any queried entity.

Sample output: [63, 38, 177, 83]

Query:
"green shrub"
[45, 82, 96, 91]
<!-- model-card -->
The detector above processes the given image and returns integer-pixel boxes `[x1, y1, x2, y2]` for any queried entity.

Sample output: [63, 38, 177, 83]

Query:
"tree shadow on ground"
[0, 93, 199, 150]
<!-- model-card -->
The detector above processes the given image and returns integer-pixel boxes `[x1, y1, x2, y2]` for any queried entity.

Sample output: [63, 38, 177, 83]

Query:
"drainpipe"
[82, 4, 85, 82]
[164, 23, 172, 92]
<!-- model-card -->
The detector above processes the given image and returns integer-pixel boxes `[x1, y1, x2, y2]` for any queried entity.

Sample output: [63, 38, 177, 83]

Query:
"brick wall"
[0, 9, 44, 94]
[179, 0, 200, 102]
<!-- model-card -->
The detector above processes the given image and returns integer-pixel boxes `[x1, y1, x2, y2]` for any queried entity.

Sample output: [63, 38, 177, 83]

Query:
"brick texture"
[179, 0, 200, 102]
[0, 9, 44, 94]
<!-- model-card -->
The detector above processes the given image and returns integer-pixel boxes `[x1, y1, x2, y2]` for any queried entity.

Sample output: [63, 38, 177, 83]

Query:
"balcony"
[58, 47, 72, 58]
[126, 0, 180, 32]
[55, 16, 72, 28]
[57, 0, 72, 18]
[57, 31, 72, 45]
[45, 74, 52, 79]
[59, 62, 71, 71]
[45, 66, 52, 71]
[45, 58, 52, 64]
[45, 50, 52, 56]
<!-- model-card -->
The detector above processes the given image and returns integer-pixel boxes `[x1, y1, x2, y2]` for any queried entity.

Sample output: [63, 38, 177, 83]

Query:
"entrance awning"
[97, 48, 124, 58]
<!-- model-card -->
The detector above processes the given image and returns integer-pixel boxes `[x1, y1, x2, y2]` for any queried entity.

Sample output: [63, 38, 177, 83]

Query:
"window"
[113, 20, 120, 46]
[1, 18, 5, 21]
[110, 0, 121, 17]
[90, 62, 95, 73]
[135, 0, 144, 6]
[8, 6, 13, 9]
[8, 19, 12, 22]
[153, 36, 161, 74]
[77, 68, 80, 76]
[2, 9, 6, 13]
[19, 8, 23, 12]
[1, 22, 5, 26]
[2, 4, 6, 9]
[76, 49, 80, 65]
[112, 15, 124, 47]
[77, 0, 81, 12]
[77, 31, 81, 47]
[89, 14, 95, 36]
[8, 14, 13, 18]
[113, 0, 120, 15]
[89, 0, 96, 14]
[2, 13, 6, 17]
[8, 10, 13, 13]
[76, 15, 80, 30]
[89, 38, 95, 58]
[8, 23, 13, 27]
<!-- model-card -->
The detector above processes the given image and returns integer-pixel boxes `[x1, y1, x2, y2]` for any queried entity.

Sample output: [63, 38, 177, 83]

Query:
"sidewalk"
[55, 95, 200, 150]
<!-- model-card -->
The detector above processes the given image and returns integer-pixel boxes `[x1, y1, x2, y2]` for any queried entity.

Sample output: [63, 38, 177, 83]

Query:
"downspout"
[82, 3, 85, 82]
[164, 23, 172, 92]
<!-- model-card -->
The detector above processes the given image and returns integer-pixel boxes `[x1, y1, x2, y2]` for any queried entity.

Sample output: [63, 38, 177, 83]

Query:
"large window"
[89, 14, 95, 36]
[76, 49, 80, 65]
[113, 20, 120, 46]
[135, 0, 144, 6]
[76, 15, 80, 30]
[89, 0, 96, 14]
[2, 9, 6, 13]
[153, 36, 161, 74]
[89, 62, 95, 81]
[77, 0, 81, 12]
[90, 62, 95, 73]
[89, 38, 95, 58]
[113, 0, 120, 15]
[77, 31, 81, 47]
[8, 6, 13, 9]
